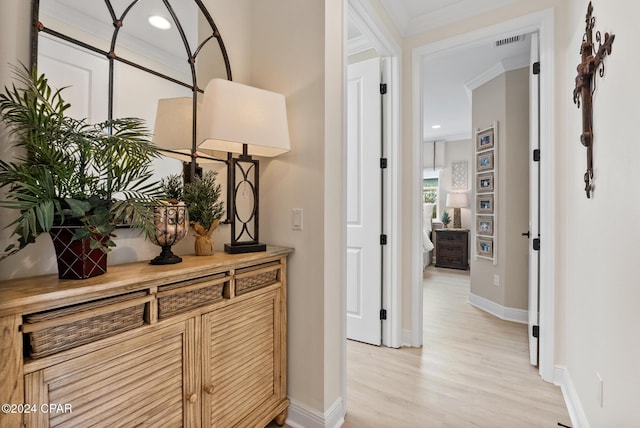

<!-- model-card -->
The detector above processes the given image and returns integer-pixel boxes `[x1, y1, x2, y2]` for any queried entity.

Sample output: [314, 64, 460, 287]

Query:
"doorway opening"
[411, 10, 556, 382]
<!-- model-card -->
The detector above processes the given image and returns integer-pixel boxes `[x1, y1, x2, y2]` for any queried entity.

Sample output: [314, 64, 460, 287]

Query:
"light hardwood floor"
[342, 267, 571, 428]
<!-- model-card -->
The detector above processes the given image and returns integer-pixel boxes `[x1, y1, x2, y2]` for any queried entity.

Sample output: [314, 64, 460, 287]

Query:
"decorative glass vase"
[149, 202, 189, 265]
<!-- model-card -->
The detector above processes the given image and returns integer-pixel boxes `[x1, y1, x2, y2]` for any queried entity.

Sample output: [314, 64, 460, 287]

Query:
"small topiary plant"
[441, 211, 451, 227]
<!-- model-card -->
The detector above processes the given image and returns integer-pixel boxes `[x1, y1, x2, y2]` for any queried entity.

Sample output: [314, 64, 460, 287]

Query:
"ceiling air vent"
[495, 35, 524, 47]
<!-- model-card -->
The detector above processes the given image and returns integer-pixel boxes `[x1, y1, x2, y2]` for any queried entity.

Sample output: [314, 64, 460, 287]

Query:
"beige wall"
[470, 74, 507, 305]
[250, 0, 345, 415]
[503, 67, 529, 309]
[469, 67, 529, 310]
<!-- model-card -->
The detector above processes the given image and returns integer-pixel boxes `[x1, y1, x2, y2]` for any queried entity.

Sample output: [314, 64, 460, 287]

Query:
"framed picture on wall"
[476, 172, 494, 193]
[476, 216, 494, 235]
[477, 150, 494, 172]
[476, 194, 494, 214]
[476, 128, 494, 151]
[477, 236, 494, 258]
[451, 160, 468, 190]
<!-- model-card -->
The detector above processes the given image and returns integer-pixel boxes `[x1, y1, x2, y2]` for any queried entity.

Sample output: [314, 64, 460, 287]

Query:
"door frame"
[348, 0, 402, 349]
[410, 9, 557, 382]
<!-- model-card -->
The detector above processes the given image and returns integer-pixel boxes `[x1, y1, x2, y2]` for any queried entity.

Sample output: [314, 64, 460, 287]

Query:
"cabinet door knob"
[188, 393, 198, 403]
[205, 385, 215, 395]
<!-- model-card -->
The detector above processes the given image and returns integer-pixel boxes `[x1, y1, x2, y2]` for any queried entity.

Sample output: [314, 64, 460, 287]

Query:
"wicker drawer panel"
[235, 261, 281, 296]
[23, 291, 148, 359]
[157, 273, 228, 319]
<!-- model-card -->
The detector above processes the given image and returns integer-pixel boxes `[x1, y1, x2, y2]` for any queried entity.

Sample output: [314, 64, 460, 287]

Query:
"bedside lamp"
[198, 79, 290, 254]
[446, 192, 468, 229]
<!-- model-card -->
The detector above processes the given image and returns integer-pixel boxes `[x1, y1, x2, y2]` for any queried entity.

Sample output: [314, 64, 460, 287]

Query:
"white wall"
[0, 1, 45, 278]
[562, 0, 640, 425]
[439, 139, 473, 229]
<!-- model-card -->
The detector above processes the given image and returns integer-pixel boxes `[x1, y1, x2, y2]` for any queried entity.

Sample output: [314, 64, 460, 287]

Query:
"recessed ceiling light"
[431, 124, 441, 129]
[148, 15, 171, 30]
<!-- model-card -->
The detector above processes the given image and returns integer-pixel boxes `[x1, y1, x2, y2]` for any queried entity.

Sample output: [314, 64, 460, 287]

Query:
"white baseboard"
[287, 397, 345, 428]
[401, 329, 413, 347]
[467, 292, 528, 324]
[554, 365, 590, 428]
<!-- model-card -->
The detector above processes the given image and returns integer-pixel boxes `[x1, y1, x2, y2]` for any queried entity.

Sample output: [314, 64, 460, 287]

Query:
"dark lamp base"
[224, 242, 267, 254]
[150, 245, 183, 265]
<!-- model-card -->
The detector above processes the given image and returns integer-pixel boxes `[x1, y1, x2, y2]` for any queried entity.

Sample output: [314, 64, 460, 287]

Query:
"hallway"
[343, 267, 571, 427]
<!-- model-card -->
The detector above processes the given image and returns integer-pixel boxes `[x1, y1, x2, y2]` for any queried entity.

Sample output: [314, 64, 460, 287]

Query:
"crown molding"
[464, 55, 529, 95]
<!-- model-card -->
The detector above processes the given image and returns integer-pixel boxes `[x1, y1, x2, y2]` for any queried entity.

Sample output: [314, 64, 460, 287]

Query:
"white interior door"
[346, 57, 382, 345]
[38, 35, 109, 122]
[528, 32, 540, 366]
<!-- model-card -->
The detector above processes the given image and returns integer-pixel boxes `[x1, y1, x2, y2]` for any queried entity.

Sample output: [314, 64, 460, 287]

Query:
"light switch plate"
[292, 208, 303, 231]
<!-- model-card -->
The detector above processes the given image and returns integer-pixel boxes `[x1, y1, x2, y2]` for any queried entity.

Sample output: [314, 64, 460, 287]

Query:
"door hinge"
[380, 158, 388, 169]
[533, 149, 540, 162]
[532, 61, 540, 75]
[380, 83, 387, 95]
[380, 234, 387, 245]
[533, 238, 540, 251]
[532, 325, 539, 338]
[380, 309, 387, 320]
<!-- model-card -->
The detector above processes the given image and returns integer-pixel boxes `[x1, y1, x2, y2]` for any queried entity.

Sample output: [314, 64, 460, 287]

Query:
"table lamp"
[446, 192, 468, 229]
[198, 79, 290, 254]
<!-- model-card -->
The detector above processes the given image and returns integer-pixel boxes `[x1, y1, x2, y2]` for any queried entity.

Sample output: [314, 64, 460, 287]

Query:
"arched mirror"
[30, 0, 232, 181]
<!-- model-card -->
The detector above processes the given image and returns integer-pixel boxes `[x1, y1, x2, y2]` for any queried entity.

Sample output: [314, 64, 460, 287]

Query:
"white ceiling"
[348, 0, 531, 142]
[378, 0, 522, 35]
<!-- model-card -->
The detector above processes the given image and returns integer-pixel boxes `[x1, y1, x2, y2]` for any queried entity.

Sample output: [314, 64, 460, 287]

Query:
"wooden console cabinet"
[434, 229, 469, 270]
[0, 247, 292, 428]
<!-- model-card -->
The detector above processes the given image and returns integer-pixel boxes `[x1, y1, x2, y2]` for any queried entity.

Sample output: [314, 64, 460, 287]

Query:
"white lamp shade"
[153, 97, 196, 151]
[152, 97, 219, 164]
[446, 192, 468, 208]
[197, 79, 291, 157]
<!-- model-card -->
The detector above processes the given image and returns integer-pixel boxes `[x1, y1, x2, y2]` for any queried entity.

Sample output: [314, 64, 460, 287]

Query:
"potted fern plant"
[0, 65, 162, 278]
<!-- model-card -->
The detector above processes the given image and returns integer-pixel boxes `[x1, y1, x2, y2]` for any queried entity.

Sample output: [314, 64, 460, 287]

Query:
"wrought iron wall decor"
[572, 1, 615, 198]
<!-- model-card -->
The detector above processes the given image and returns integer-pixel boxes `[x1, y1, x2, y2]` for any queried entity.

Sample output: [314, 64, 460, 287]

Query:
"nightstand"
[434, 229, 469, 270]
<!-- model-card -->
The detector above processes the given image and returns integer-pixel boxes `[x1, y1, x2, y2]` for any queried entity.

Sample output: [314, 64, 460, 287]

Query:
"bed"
[423, 203, 435, 269]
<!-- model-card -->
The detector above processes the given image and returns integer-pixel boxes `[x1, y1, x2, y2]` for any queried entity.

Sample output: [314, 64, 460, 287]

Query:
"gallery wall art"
[475, 123, 497, 263]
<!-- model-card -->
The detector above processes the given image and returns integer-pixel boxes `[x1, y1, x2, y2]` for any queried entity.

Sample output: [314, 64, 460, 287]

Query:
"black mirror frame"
[29, 0, 233, 181]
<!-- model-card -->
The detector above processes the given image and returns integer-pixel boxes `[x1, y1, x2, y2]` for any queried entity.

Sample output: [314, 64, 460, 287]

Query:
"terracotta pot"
[50, 226, 108, 279]
[193, 219, 219, 256]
